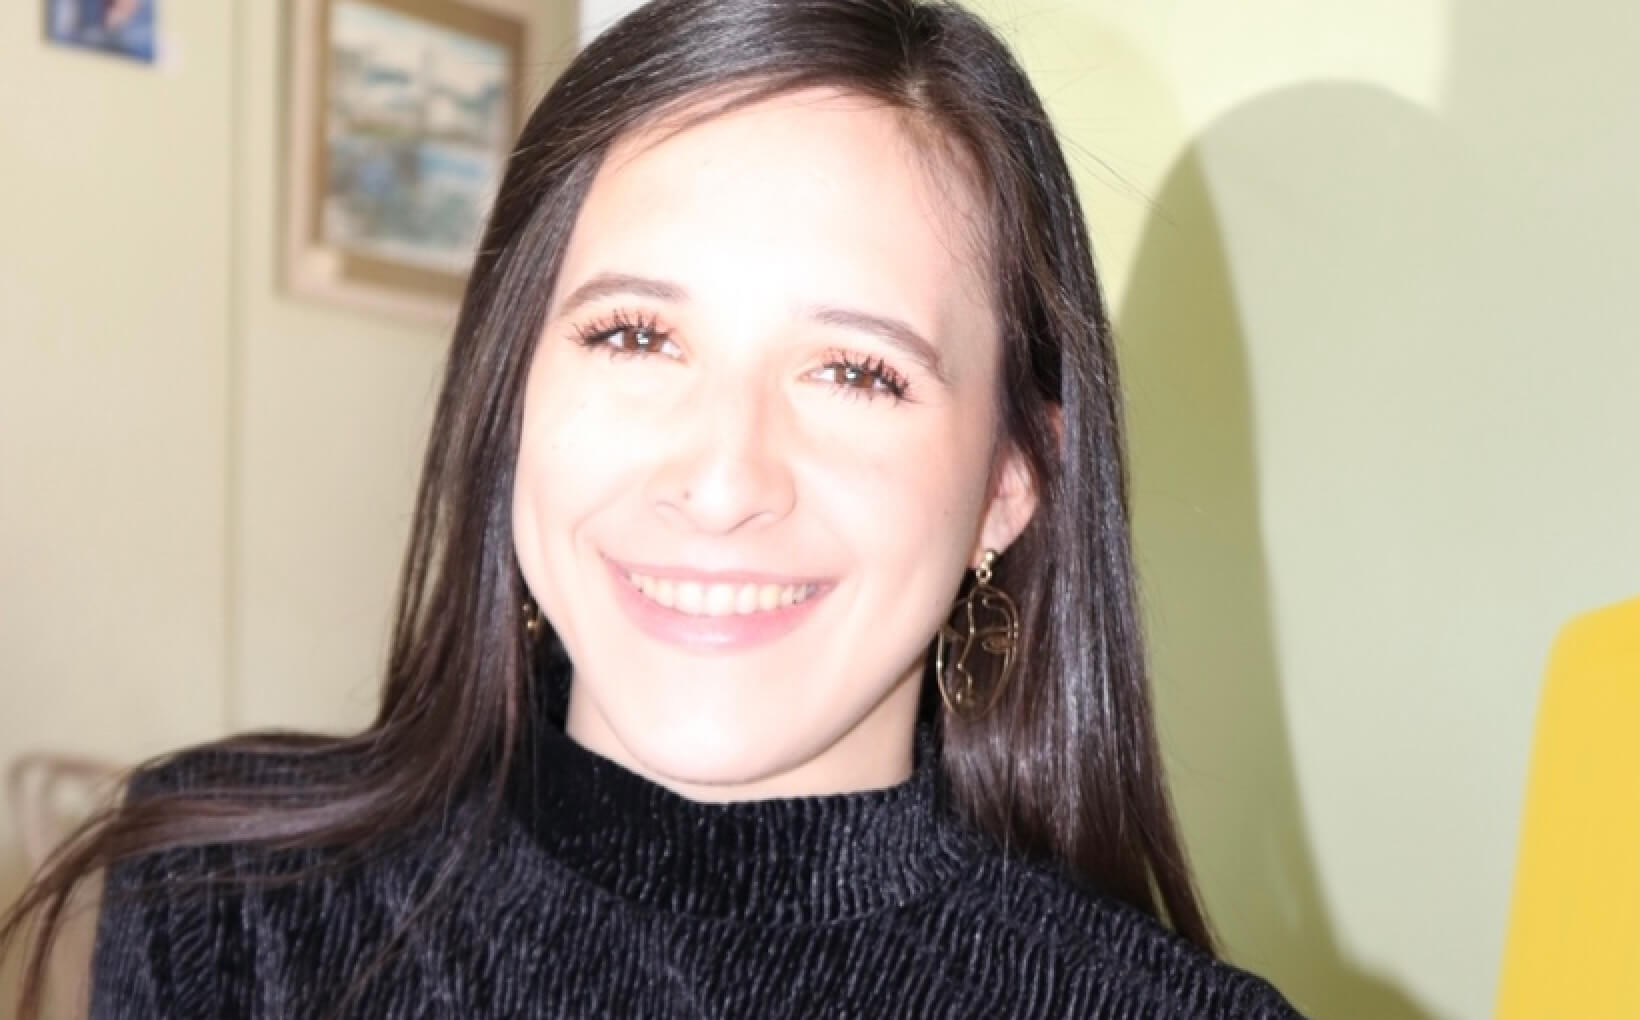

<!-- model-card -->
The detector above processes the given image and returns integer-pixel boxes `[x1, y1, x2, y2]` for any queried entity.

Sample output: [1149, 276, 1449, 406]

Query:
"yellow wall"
[968, 1, 1640, 1018]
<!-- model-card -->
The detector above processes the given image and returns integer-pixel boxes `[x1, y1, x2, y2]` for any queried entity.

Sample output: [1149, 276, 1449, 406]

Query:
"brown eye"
[837, 364, 872, 387]
[623, 326, 663, 351]
[815, 352, 910, 402]
[573, 312, 679, 359]
[604, 324, 667, 352]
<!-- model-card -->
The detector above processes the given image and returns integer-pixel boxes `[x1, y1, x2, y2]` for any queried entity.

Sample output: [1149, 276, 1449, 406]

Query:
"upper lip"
[604, 554, 828, 588]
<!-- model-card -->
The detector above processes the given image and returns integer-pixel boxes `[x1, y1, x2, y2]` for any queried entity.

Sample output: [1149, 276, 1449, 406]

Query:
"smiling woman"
[515, 89, 1022, 801]
[3, 2, 1303, 1017]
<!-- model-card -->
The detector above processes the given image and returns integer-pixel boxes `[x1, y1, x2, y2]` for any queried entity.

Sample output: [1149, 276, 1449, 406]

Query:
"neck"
[562, 666, 924, 803]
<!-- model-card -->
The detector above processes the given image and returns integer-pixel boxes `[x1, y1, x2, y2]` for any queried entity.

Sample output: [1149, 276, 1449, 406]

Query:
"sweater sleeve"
[87, 763, 237, 1020]
[88, 844, 172, 1019]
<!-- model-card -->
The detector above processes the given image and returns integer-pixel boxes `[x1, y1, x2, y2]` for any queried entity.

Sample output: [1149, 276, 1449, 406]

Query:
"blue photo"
[45, 0, 156, 64]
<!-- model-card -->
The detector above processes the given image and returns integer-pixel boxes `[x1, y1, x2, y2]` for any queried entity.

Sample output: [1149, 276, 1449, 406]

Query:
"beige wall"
[0, 0, 576, 1004]
[0, 0, 236, 943]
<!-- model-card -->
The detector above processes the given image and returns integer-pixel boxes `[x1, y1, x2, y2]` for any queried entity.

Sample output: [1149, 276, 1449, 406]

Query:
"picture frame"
[285, 0, 527, 322]
[45, 0, 159, 64]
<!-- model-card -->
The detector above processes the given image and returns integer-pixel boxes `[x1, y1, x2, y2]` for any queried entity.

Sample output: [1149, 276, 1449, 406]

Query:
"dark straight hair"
[2, 1, 1211, 1014]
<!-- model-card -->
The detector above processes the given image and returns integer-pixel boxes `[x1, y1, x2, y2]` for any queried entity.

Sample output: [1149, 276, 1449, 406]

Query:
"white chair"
[7, 751, 122, 869]
[5, 751, 123, 1019]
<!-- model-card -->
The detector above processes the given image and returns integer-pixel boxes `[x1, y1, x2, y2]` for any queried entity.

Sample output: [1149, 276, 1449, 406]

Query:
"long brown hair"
[3, 1, 1211, 1014]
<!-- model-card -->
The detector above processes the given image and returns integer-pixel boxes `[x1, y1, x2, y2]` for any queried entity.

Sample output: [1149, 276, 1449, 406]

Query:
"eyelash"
[816, 349, 910, 402]
[572, 309, 675, 359]
[568, 310, 913, 403]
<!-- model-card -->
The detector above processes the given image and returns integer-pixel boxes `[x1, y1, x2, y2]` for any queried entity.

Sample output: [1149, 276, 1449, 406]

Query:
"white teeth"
[704, 583, 735, 617]
[625, 571, 816, 617]
[675, 581, 703, 615]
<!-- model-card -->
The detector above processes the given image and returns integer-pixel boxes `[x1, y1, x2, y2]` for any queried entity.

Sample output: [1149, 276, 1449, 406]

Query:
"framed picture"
[46, 0, 158, 63]
[286, 0, 527, 322]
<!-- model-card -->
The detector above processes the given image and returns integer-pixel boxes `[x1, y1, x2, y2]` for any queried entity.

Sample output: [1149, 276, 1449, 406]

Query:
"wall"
[6, 1, 1637, 1018]
[0, 7, 236, 999]
[0, 0, 577, 1005]
[963, 2, 1640, 1019]
[577, 0, 637, 42]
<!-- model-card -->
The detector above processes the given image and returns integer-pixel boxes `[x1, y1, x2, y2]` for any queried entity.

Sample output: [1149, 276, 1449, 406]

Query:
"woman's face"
[513, 89, 1037, 800]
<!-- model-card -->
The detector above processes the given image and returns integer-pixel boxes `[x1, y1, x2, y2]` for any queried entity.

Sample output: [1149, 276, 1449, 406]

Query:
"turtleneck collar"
[505, 679, 971, 925]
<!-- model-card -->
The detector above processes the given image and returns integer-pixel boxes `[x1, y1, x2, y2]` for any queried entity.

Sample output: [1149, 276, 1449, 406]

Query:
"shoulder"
[935, 844, 1305, 1019]
[90, 744, 469, 1018]
[92, 746, 316, 1016]
[99, 740, 497, 905]
[121, 738, 354, 804]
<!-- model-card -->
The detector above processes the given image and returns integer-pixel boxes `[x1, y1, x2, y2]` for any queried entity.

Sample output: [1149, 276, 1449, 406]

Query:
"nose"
[645, 378, 797, 536]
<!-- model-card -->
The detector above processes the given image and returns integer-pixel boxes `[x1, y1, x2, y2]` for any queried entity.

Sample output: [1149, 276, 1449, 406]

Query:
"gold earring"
[522, 599, 543, 642]
[935, 548, 1019, 720]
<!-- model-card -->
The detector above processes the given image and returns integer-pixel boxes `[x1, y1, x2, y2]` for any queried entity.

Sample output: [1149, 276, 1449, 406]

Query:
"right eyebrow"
[553, 273, 689, 319]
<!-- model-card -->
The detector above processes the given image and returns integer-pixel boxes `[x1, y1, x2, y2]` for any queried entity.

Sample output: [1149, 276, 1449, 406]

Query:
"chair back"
[1496, 595, 1640, 1019]
[6, 751, 122, 868]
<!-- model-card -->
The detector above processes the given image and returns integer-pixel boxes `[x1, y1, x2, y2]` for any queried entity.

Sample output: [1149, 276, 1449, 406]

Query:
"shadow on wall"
[1123, 0, 1640, 1016]
[1121, 146, 1445, 1020]
[998, 4, 1446, 1013]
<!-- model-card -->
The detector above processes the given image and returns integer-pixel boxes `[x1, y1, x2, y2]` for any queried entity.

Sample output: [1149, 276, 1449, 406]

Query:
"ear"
[973, 408, 1060, 566]
[974, 440, 1039, 565]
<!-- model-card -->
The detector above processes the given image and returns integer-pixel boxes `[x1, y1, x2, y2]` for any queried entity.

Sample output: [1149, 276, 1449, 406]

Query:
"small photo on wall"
[45, 0, 158, 63]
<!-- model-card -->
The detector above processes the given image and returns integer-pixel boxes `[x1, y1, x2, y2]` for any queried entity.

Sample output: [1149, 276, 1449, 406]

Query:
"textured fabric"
[89, 720, 1305, 1019]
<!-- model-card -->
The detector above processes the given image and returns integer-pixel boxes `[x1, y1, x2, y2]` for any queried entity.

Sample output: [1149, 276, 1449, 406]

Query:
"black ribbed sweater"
[89, 722, 1304, 1019]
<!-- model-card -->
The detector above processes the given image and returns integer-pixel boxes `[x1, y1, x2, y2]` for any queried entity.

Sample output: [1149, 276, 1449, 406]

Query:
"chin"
[628, 716, 795, 790]
[599, 697, 835, 799]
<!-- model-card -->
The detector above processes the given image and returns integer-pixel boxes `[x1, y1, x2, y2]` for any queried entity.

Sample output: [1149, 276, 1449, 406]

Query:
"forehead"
[553, 88, 995, 336]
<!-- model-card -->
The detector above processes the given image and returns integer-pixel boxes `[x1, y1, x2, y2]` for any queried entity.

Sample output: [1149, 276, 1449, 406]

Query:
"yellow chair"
[1496, 595, 1640, 1019]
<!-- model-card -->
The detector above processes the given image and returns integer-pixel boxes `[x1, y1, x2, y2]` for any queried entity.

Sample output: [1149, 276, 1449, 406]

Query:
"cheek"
[512, 360, 639, 596]
[799, 404, 995, 572]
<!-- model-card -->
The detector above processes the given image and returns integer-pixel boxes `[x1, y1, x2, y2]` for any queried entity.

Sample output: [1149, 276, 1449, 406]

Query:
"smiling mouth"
[620, 568, 821, 617]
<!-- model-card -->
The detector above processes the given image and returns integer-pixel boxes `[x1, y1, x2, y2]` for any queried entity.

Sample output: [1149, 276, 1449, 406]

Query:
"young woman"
[4, 1, 1305, 1016]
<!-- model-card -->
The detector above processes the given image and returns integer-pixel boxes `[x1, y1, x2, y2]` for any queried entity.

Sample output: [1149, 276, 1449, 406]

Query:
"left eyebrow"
[804, 305, 951, 385]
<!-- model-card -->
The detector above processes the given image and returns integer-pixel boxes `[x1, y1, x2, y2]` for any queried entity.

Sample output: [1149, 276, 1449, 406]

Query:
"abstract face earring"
[935, 548, 1020, 720]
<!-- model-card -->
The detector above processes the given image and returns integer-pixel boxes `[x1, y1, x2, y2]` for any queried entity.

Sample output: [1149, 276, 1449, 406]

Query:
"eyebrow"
[555, 272, 688, 318]
[554, 272, 950, 384]
[803, 304, 949, 385]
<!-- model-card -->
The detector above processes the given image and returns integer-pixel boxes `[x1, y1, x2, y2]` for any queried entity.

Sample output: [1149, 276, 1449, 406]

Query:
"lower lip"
[604, 558, 830, 653]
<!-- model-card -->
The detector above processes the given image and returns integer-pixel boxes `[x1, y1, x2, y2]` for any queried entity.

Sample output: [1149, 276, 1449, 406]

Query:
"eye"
[572, 310, 681, 359]
[812, 350, 911, 403]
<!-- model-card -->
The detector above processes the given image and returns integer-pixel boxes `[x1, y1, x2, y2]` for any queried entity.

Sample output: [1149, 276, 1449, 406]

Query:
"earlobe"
[975, 441, 1039, 565]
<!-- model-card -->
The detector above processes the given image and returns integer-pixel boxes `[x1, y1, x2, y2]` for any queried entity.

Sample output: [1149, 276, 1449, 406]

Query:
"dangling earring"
[935, 548, 1019, 720]
[522, 599, 544, 642]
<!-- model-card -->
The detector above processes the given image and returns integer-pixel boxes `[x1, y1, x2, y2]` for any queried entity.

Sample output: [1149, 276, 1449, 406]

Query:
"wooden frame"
[285, 0, 527, 322]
